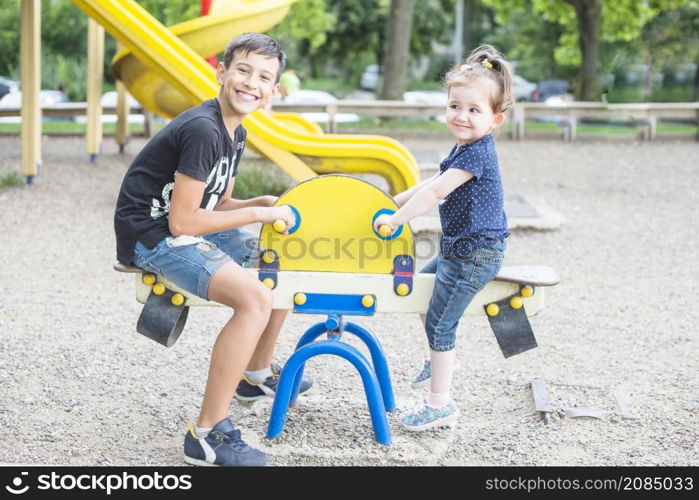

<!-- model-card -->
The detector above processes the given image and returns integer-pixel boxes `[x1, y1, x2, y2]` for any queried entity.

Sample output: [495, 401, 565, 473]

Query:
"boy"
[114, 33, 311, 466]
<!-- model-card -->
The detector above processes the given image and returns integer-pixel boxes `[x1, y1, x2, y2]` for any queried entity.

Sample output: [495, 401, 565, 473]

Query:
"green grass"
[0, 115, 694, 137]
[521, 120, 697, 135]
[337, 117, 697, 136]
[0, 171, 24, 188]
[304, 77, 358, 98]
[657, 123, 698, 134]
[338, 116, 448, 132]
[0, 120, 168, 135]
[607, 86, 694, 103]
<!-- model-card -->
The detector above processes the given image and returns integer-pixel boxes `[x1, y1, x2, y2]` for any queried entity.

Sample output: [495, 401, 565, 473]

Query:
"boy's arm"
[394, 173, 439, 207]
[374, 169, 473, 232]
[169, 172, 293, 236]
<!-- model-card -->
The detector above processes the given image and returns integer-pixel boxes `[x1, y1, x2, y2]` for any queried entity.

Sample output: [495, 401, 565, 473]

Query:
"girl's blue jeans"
[420, 240, 506, 352]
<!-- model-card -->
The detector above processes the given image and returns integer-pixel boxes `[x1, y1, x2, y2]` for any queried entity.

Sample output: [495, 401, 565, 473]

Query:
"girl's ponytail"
[446, 44, 514, 113]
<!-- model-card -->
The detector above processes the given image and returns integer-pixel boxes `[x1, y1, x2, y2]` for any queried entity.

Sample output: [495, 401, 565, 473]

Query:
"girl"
[374, 45, 513, 431]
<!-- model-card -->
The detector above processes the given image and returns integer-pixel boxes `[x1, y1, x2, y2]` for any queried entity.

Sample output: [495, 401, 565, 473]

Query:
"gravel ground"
[0, 133, 697, 466]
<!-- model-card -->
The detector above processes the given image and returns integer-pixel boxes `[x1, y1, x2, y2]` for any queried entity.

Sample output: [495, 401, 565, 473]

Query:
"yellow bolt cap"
[142, 274, 156, 285]
[262, 251, 276, 264]
[152, 283, 166, 296]
[294, 293, 307, 306]
[362, 295, 375, 308]
[262, 278, 275, 289]
[171, 293, 185, 306]
[272, 220, 287, 233]
[486, 303, 500, 316]
[510, 296, 523, 309]
[396, 283, 410, 296]
[521, 285, 534, 297]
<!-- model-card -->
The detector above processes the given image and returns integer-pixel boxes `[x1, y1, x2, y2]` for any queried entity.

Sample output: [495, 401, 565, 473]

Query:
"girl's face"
[445, 81, 505, 145]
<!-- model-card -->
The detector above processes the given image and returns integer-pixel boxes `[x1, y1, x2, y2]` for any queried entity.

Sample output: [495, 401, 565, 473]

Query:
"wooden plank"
[20, 0, 41, 180]
[115, 41, 130, 151]
[531, 378, 553, 413]
[613, 390, 641, 420]
[0, 104, 143, 118]
[86, 18, 104, 158]
[495, 265, 560, 286]
[133, 269, 548, 316]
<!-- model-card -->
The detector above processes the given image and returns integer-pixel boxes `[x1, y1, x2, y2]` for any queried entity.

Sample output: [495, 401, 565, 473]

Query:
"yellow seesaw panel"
[135, 270, 547, 316]
[259, 175, 414, 275]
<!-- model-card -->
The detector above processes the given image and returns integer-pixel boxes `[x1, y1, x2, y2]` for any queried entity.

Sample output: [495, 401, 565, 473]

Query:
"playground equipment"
[65, 0, 419, 193]
[115, 175, 559, 444]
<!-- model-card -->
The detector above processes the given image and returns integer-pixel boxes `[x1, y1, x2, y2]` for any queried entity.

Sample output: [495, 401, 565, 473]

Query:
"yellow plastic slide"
[70, 0, 419, 193]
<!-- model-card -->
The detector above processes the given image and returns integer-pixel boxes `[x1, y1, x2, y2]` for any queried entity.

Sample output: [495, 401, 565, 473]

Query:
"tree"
[481, 2, 566, 82]
[411, 0, 456, 56]
[564, 0, 600, 100]
[268, 0, 336, 77]
[484, 0, 668, 100]
[0, 0, 20, 77]
[379, 0, 416, 100]
[637, 1, 699, 100]
[322, 0, 387, 81]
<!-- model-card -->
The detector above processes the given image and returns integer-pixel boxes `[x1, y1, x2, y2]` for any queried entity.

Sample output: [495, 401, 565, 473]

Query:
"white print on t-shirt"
[150, 151, 238, 219]
[206, 155, 230, 193]
[204, 153, 236, 210]
[151, 180, 174, 220]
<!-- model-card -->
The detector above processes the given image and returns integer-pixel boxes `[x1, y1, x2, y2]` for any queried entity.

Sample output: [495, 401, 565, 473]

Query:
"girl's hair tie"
[481, 59, 493, 69]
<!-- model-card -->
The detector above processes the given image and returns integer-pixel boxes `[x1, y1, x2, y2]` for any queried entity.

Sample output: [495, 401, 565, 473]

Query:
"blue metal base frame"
[266, 315, 395, 445]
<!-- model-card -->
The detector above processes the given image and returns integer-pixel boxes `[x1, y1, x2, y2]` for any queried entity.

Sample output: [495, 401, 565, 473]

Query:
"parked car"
[0, 89, 71, 123]
[360, 64, 380, 91]
[74, 90, 144, 124]
[530, 79, 570, 102]
[0, 89, 70, 109]
[0, 77, 20, 100]
[100, 90, 140, 109]
[403, 90, 447, 121]
[278, 89, 359, 124]
[513, 75, 537, 101]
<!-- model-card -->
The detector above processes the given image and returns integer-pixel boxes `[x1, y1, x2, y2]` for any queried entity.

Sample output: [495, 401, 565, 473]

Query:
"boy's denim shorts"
[420, 240, 506, 352]
[132, 228, 259, 301]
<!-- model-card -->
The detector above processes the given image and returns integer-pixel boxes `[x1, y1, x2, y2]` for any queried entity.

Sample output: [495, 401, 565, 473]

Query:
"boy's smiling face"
[216, 49, 280, 119]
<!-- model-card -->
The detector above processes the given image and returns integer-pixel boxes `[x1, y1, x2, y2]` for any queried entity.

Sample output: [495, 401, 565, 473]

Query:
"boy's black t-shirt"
[114, 99, 246, 265]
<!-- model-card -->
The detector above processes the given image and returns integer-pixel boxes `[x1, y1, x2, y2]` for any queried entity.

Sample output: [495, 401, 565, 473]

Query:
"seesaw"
[115, 174, 558, 444]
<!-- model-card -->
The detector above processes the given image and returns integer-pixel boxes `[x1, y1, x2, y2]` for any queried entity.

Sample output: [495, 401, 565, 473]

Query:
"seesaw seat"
[116, 261, 559, 287]
[113, 262, 142, 273]
[494, 265, 559, 287]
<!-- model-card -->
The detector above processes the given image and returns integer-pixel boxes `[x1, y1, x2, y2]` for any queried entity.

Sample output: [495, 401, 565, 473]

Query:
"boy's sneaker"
[401, 398, 459, 432]
[410, 359, 431, 389]
[235, 362, 314, 402]
[183, 418, 268, 467]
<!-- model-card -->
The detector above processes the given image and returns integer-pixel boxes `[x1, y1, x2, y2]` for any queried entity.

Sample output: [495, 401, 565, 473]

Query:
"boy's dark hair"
[223, 33, 286, 83]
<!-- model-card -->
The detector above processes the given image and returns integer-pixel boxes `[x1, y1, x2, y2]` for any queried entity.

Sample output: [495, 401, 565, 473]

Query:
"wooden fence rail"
[2, 100, 697, 141]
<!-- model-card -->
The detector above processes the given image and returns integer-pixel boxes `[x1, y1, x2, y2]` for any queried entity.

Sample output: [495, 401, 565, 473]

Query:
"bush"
[0, 171, 24, 188]
[41, 53, 88, 102]
[606, 84, 694, 103]
[233, 162, 293, 199]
